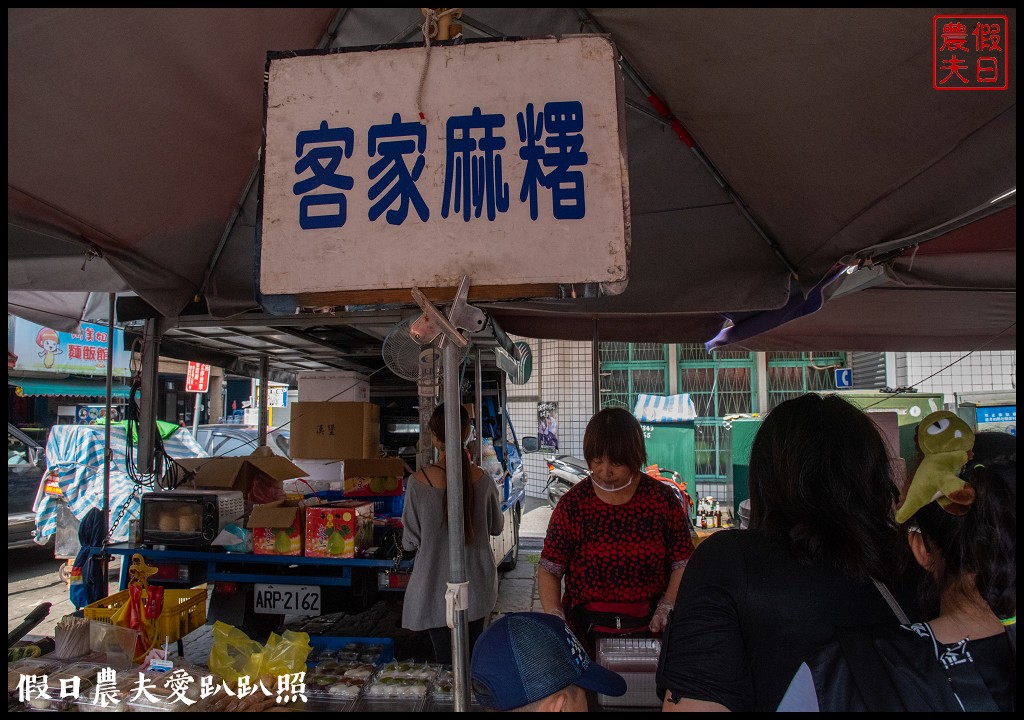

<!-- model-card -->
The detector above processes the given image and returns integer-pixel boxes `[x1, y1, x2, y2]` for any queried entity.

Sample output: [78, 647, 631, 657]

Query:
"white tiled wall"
[508, 336, 595, 498]
[893, 351, 1016, 406]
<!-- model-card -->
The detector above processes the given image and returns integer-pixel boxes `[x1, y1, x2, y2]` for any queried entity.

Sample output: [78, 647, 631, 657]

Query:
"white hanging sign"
[260, 35, 630, 297]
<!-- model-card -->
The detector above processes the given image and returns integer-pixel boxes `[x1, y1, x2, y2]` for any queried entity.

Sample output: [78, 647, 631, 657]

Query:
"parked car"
[192, 424, 291, 459]
[8, 423, 51, 549]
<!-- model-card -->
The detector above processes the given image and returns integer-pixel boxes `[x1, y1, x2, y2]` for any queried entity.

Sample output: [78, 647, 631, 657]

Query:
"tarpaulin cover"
[34, 424, 208, 545]
[633, 393, 698, 423]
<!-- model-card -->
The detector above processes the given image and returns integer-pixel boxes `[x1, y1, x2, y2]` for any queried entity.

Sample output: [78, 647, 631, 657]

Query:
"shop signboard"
[260, 35, 630, 299]
[185, 362, 211, 393]
[974, 405, 1015, 434]
[253, 381, 289, 408]
[74, 405, 123, 424]
[10, 318, 131, 376]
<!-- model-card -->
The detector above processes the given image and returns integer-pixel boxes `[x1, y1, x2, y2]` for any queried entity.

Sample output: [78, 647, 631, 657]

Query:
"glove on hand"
[649, 598, 673, 633]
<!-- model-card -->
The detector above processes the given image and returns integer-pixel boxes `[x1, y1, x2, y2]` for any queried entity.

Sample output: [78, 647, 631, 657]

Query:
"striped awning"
[10, 377, 131, 399]
[633, 393, 697, 423]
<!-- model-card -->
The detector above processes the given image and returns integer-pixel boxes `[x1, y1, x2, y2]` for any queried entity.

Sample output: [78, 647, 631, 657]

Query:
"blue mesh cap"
[470, 612, 627, 710]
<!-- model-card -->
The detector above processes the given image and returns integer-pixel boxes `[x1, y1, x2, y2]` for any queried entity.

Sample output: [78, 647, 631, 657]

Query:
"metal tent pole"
[592, 318, 601, 414]
[444, 341, 471, 711]
[258, 356, 269, 446]
[102, 292, 115, 597]
[474, 349, 484, 467]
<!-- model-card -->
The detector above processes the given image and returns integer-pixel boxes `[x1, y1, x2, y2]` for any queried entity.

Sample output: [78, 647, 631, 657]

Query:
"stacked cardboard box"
[290, 402, 380, 460]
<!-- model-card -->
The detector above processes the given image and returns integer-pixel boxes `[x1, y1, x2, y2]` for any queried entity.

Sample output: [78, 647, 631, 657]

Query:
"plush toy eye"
[926, 417, 951, 435]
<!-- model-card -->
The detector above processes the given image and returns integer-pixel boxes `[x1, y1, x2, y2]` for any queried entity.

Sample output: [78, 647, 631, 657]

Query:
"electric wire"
[859, 322, 1016, 411]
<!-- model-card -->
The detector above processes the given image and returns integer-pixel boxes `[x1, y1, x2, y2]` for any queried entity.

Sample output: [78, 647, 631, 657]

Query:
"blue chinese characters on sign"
[293, 121, 354, 229]
[442, 106, 510, 222]
[292, 102, 590, 229]
[517, 102, 589, 220]
[368, 113, 429, 225]
[540, 101, 589, 220]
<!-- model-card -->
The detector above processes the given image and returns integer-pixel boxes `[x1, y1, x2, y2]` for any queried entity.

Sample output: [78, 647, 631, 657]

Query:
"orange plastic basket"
[83, 587, 207, 644]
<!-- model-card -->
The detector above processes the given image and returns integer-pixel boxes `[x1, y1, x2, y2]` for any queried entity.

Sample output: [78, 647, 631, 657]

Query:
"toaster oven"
[140, 490, 245, 547]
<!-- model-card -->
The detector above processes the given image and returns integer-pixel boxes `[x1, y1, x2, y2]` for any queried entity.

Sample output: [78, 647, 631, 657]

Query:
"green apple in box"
[341, 458, 406, 497]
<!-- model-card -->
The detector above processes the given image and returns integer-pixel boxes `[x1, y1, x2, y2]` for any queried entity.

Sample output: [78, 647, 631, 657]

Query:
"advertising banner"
[11, 319, 131, 376]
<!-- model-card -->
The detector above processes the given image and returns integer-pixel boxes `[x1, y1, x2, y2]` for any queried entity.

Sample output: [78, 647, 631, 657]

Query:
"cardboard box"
[341, 457, 406, 497]
[291, 458, 345, 484]
[297, 371, 370, 402]
[248, 499, 306, 556]
[290, 402, 380, 459]
[304, 500, 374, 558]
[176, 453, 307, 496]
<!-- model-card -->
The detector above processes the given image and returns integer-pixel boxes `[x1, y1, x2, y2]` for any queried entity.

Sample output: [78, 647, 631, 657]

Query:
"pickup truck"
[110, 391, 527, 639]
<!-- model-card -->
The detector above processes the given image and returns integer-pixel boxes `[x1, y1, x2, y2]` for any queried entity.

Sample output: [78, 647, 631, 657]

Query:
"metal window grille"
[766, 351, 846, 410]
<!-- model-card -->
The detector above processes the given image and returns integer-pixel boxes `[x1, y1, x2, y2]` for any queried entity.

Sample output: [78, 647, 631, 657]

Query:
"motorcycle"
[543, 454, 590, 508]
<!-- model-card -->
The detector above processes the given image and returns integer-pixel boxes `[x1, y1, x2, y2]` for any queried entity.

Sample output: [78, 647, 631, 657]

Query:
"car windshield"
[8, 424, 42, 465]
[195, 425, 290, 458]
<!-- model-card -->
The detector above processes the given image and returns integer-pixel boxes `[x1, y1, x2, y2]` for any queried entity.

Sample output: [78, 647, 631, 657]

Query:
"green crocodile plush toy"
[895, 410, 976, 524]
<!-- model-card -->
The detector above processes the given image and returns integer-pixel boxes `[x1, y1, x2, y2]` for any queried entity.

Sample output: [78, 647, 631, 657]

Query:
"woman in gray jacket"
[401, 403, 504, 663]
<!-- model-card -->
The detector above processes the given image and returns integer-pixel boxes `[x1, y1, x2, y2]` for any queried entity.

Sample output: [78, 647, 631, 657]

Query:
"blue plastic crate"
[305, 490, 344, 503]
[304, 491, 404, 517]
[307, 636, 395, 666]
[371, 494, 405, 517]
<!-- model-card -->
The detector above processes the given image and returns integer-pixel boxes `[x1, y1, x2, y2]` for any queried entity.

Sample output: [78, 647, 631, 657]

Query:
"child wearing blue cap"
[471, 612, 627, 712]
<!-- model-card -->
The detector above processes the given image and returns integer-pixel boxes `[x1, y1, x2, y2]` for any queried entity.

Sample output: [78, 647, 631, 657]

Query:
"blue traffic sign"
[835, 368, 852, 388]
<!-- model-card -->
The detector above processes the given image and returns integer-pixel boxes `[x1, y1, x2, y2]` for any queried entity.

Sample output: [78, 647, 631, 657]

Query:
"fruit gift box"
[247, 499, 306, 556]
[341, 459, 406, 497]
[305, 500, 374, 558]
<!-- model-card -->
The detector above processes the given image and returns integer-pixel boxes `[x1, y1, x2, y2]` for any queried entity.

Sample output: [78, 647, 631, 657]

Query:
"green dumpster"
[640, 420, 696, 488]
[827, 391, 945, 462]
[730, 418, 761, 516]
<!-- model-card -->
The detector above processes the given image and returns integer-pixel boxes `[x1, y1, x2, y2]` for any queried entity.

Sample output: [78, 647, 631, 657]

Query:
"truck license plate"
[253, 584, 320, 616]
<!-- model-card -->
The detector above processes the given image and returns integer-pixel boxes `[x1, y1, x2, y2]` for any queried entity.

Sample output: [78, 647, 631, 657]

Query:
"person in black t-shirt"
[779, 428, 1016, 711]
[658, 393, 926, 712]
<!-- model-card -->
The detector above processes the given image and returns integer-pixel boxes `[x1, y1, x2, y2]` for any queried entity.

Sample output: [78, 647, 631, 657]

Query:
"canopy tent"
[8, 10, 1014, 711]
[7, 8, 1016, 351]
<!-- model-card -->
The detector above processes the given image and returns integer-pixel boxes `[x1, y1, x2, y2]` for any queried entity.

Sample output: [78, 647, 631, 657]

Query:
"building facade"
[509, 337, 1016, 505]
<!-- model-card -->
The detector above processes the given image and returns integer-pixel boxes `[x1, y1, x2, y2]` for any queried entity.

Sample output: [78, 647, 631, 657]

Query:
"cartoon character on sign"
[35, 327, 63, 369]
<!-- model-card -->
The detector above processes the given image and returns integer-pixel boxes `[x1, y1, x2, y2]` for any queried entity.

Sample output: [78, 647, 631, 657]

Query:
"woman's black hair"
[911, 431, 1016, 618]
[583, 407, 647, 473]
[429, 403, 476, 545]
[748, 393, 906, 581]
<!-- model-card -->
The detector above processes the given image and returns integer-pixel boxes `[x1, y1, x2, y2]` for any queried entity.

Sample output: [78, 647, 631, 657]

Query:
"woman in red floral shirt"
[538, 407, 694, 655]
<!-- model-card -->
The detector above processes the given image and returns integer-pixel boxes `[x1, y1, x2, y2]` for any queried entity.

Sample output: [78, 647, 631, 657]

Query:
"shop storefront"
[8, 318, 133, 440]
